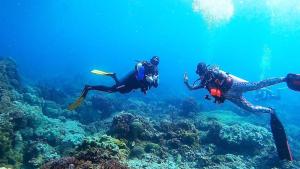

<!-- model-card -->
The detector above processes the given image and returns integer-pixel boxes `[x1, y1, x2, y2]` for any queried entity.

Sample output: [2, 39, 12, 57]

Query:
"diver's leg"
[231, 77, 286, 93]
[111, 74, 120, 85]
[83, 85, 117, 97]
[228, 97, 274, 114]
[68, 85, 117, 110]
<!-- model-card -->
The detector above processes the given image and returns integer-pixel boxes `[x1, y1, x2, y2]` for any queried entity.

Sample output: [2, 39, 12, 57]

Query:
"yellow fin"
[91, 69, 114, 76]
[68, 97, 84, 111]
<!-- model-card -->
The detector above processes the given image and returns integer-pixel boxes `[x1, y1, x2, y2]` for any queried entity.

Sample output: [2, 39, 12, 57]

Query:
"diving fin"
[286, 73, 300, 91]
[91, 69, 115, 76]
[270, 113, 293, 161]
[68, 96, 84, 111]
[68, 86, 89, 111]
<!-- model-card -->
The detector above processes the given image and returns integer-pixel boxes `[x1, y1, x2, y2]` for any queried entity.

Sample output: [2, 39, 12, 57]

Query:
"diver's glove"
[146, 75, 154, 84]
[153, 75, 159, 87]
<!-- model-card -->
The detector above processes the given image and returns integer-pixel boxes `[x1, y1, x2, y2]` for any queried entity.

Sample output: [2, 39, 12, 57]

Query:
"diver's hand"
[184, 73, 189, 84]
[146, 75, 154, 84]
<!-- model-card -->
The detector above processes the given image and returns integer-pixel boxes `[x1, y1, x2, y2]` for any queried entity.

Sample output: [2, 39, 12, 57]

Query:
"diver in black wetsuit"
[68, 56, 159, 110]
[184, 62, 300, 161]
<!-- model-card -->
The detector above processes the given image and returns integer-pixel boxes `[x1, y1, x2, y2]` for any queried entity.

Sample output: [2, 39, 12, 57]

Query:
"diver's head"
[151, 56, 160, 66]
[196, 62, 208, 76]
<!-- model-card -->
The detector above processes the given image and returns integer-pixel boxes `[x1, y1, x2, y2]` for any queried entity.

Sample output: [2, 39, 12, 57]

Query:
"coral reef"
[179, 97, 201, 117]
[159, 120, 200, 148]
[1, 58, 300, 169]
[37, 84, 67, 105]
[0, 57, 21, 90]
[0, 57, 21, 113]
[218, 123, 274, 154]
[41, 135, 130, 169]
[74, 134, 129, 161]
[109, 113, 158, 142]
[75, 94, 125, 124]
[25, 142, 60, 168]
[42, 157, 129, 169]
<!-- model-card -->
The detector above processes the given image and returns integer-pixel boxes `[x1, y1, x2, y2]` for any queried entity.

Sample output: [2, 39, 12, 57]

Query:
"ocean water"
[1, 0, 300, 169]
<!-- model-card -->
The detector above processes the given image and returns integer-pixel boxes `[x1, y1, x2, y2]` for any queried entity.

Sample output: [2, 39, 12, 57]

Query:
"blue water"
[1, 0, 300, 167]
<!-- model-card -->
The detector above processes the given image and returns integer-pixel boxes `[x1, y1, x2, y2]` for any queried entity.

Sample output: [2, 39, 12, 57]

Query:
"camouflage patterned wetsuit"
[186, 68, 286, 114]
[224, 77, 286, 114]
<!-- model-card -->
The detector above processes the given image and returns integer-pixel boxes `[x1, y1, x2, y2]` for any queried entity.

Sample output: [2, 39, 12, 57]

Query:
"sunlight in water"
[193, 0, 234, 27]
[260, 46, 272, 80]
[266, 0, 300, 32]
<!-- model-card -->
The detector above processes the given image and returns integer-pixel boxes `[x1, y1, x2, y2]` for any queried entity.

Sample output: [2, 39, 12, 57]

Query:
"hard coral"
[218, 123, 274, 154]
[159, 120, 200, 148]
[91, 95, 120, 119]
[74, 135, 129, 162]
[0, 113, 22, 168]
[37, 84, 67, 104]
[42, 135, 130, 169]
[180, 98, 201, 117]
[109, 113, 158, 142]
[25, 142, 60, 168]
[0, 57, 21, 90]
[42, 157, 129, 169]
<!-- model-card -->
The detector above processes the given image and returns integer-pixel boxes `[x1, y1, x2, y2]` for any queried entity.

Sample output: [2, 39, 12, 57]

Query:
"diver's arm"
[185, 82, 203, 90]
[184, 73, 203, 90]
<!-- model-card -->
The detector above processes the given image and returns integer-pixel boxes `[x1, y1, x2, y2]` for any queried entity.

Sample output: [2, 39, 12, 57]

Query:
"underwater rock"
[0, 113, 23, 168]
[202, 120, 223, 144]
[42, 101, 63, 118]
[144, 143, 161, 154]
[34, 119, 86, 149]
[124, 99, 152, 115]
[0, 57, 21, 90]
[0, 90, 12, 114]
[180, 98, 201, 117]
[74, 134, 130, 162]
[42, 157, 129, 169]
[199, 116, 274, 155]
[0, 58, 20, 112]
[41, 135, 131, 169]
[23, 92, 43, 106]
[75, 94, 123, 124]
[159, 120, 200, 148]
[218, 123, 274, 154]
[37, 84, 67, 104]
[127, 154, 184, 169]
[8, 110, 28, 131]
[130, 146, 145, 159]
[197, 154, 250, 169]
[91, 95, 121, 119]
[109, 113, 158, 142]
[109, 113, 135, 140]
[0, 115, 13, 159]
[0, 57, 21, 113]
[25, 142, 60, 168]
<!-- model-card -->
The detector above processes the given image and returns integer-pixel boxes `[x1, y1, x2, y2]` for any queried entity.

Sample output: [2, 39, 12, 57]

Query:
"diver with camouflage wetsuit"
[184, 62, 300, 161]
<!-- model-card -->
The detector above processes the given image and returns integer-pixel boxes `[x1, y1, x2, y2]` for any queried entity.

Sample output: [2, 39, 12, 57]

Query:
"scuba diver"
[68, 56, 160, 110]
[184, 62, 300, 161]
